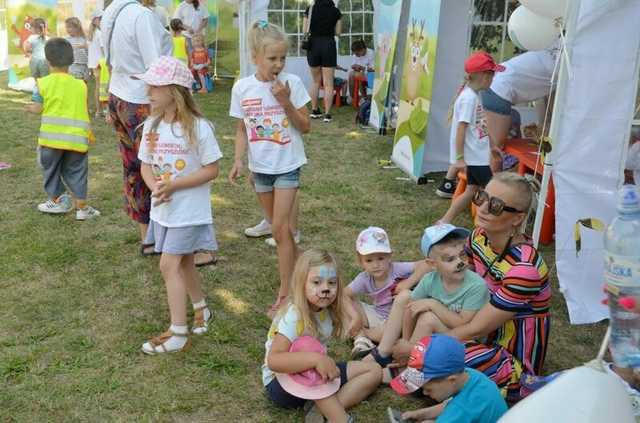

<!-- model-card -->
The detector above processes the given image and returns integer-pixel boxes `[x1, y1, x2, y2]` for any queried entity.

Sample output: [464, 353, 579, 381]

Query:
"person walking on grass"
[136, 56, 222, 355]
[228, 21, 311, 318]
[24, 38, 100, 221]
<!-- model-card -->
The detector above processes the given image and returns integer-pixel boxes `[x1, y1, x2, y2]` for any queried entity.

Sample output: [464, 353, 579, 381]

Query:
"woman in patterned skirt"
[447, 172, 551, 404]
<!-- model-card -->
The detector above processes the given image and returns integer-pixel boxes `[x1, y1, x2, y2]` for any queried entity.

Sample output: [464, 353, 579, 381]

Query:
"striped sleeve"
[490, 262, 545, 312]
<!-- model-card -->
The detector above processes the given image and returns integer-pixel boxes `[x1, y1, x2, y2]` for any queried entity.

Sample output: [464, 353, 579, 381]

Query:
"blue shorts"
[265, 361, 349, 409]
[481, 88, 512, 116]
[253, 167, 301, 193]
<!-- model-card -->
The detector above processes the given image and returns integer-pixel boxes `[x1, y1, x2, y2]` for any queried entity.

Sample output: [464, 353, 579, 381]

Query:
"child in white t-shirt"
[439, 52, 503, 224]
[228, 21, 311, 318]
[340, 40, 374, 102]
[135, 56, 223, 355]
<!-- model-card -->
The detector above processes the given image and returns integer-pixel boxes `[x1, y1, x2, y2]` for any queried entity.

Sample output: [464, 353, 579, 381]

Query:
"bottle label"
[605, 253, 640, 287]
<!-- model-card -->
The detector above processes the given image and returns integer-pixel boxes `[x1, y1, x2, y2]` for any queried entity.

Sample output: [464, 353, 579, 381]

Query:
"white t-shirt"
[449, 86, 490, 166]
[352, 48, 374, 70]
[490, 48, 558, 105]
[229, 72, 310, 174]
[262, 304, 334, 386]
[87, 29, 103, 69]
[137, 118, 222, 228]
[173, 2, 209, 37]
[626, 141, 640, 184]
[101, 0, 172, 104]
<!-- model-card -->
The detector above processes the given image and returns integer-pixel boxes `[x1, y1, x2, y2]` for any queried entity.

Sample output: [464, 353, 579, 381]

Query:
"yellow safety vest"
[38, 72, 90, 153]
[98, 57, 110, 103]
[173, 35, 188, 65]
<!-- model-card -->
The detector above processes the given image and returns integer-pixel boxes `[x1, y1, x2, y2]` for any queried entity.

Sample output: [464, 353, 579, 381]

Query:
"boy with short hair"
[345, 227, 430, 358]
[365, 224, 488, 369]
[25, 37, 99, 220]
[388, 334, 507, 423]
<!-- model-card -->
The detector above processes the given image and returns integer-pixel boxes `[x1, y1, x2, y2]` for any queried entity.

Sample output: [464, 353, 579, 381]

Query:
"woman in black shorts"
[303, 0, 342, 123]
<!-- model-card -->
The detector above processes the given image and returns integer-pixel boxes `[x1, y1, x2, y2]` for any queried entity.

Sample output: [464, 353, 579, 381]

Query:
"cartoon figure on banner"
[11, 15, 34, 56]
[376, 33, 392, 79]
[574, 218, 605, 257]
[405, 19, 429, 105]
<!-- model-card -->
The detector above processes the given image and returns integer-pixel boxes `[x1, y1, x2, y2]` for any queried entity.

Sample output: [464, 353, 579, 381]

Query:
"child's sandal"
[141, 330, 191, 355]
[192, 306, 212, 335]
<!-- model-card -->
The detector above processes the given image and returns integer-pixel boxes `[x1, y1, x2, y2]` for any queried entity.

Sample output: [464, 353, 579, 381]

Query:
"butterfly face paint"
[305, 265, 339, 311]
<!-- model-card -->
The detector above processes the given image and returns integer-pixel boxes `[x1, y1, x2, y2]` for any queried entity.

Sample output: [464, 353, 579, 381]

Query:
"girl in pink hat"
[134, 56, 223, 354]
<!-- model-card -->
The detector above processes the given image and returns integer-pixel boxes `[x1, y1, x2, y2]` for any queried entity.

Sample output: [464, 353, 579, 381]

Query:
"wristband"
[456, 154, 464, 160]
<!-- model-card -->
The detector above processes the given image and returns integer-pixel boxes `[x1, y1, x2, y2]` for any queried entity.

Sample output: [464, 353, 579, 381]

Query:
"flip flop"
[195, 251, 218, 267]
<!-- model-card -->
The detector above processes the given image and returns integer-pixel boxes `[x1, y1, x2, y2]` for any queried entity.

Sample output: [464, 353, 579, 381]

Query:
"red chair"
[352, 74, 368, 109]
[320, 78, 344, 107]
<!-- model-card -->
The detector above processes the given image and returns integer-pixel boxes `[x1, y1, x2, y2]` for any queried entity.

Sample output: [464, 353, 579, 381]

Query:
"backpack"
[356, 98, 371, 126]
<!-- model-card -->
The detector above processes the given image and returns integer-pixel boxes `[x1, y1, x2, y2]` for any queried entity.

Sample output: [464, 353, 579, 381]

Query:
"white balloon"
[519, 0, 568, 19]
[508, 6, 560, 51]
[498, 366, 635, 423]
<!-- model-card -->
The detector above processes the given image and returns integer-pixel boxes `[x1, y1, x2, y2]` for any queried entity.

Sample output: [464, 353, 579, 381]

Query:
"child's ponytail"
[248, 20, 287, 58]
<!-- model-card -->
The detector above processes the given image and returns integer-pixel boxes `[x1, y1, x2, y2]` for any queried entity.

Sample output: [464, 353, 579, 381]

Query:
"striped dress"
[463, 228, 551, 403]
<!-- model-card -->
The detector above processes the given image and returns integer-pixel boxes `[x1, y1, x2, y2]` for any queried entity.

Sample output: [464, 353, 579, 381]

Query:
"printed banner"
[369, 0, 403, 130]
[391, 0, 440, 179]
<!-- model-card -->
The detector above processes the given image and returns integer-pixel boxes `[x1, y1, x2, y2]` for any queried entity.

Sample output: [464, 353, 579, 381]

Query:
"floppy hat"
[420, 224, 470, 256]
[276, 336, 341, 400]
[464, 51, 506, 73]
[132, 56, 194, 89]
[356, 226, 392, 255]
[390, 334, 465, 395]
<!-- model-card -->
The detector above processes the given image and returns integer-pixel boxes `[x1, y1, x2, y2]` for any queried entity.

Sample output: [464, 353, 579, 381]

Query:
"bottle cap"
[617, 185, 640, 214]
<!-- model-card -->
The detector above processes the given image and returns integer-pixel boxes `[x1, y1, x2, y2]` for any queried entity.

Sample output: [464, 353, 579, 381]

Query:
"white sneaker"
[244, 219, 272, 237]
[76, 206, 101, 220]
[37, 196, 73, 214]
[265, 231, 301, 247]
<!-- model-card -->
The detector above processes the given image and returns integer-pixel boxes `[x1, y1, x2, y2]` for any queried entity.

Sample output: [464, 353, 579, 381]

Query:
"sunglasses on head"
[473, 190, 523, 216]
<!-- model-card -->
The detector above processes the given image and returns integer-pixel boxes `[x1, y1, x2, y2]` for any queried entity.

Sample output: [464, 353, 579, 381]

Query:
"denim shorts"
[481, 88, 512, 116]
[253, 167, 301, 193]
[265, 361, 348, 409]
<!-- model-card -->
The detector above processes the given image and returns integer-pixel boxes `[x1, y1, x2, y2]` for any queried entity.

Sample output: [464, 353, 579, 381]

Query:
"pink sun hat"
[275, 336, 341, 400]
[132, 56, 194, 89]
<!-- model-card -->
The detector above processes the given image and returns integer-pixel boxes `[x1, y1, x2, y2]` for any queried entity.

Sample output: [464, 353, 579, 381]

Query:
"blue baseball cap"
[390, 334, 465, 395]
[420, 224, 470, 257]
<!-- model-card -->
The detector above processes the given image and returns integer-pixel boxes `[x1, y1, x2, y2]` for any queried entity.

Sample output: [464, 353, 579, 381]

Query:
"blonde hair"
[147, 85, 207, 153]
[192, 34, 205, 47]
[492, 171, 541, 231]
[447, 72, 492, 125]
[248, 20, 288, 57]
[87, 16, 100, 42]
[275, 249, 347, 340]
[65, 17, 85, 39]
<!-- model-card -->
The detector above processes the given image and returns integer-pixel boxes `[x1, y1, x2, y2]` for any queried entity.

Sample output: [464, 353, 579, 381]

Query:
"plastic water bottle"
[604, 184, 640, 369]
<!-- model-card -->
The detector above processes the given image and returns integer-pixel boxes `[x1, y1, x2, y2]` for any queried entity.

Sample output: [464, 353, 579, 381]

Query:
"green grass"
[0, 73, 606, 421]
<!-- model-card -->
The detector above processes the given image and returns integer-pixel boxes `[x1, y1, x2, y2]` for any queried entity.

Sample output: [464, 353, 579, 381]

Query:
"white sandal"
[141, 330, 191, 355]
[192, 306, 212, 335]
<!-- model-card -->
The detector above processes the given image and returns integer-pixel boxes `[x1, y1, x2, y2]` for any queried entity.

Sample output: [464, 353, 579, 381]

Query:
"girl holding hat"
[134, 56, 223, 354]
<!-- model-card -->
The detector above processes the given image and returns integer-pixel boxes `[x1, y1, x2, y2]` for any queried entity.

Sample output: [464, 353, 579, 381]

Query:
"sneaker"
[76, 206, 101, 220]
[244, 219, 271, 237]
[310, 108, 323, 119]
[323, 113, 332, 123]
[37, 195, 73, 214]
[351, 335, 376, 360]
[435, 178, 456, 198]
[265, 231, 301, 247]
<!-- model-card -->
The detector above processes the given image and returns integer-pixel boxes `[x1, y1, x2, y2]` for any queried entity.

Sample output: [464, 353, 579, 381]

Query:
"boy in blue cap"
[388, 334, 507, 423]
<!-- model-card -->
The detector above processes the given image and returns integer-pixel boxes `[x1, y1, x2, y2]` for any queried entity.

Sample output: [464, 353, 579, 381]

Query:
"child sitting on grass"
[345, 227, 430, 359]
[387, 335, 507, 423]
[364, 224, 488, 377]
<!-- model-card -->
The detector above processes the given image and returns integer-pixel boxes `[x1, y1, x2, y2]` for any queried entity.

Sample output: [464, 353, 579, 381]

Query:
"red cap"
[464, 52, 505, 74]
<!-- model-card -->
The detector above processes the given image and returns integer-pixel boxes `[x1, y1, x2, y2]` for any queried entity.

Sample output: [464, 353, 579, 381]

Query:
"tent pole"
[532, 0, 580, 248]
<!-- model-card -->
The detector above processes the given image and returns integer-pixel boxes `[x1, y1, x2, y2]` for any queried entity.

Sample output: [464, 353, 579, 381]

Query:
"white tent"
[533, 0, 640, 324]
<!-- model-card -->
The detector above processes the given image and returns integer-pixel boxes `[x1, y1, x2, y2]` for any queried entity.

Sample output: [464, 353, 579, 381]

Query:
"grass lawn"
[0, 73, 607, 422]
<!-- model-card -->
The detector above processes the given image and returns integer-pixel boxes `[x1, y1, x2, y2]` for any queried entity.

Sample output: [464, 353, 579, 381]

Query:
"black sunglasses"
[473, 190, 523, 216]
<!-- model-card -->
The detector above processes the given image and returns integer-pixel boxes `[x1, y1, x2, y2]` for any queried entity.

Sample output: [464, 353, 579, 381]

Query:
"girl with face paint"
[262, 249, 382, 422]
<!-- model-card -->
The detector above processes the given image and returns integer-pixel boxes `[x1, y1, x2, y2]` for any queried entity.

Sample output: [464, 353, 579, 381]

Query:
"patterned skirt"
[108, 94, 151, 224]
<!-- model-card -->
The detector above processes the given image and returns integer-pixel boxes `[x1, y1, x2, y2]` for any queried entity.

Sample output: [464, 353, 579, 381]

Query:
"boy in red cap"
[388, 334, 507, 423]
[435, 52, 504, 223]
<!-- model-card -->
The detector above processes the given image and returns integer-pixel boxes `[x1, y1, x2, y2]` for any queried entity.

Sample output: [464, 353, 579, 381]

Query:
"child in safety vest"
[25, 38, 100, 220]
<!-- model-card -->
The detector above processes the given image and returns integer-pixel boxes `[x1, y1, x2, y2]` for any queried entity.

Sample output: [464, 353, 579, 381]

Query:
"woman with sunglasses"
[446, 172, 551, 404]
